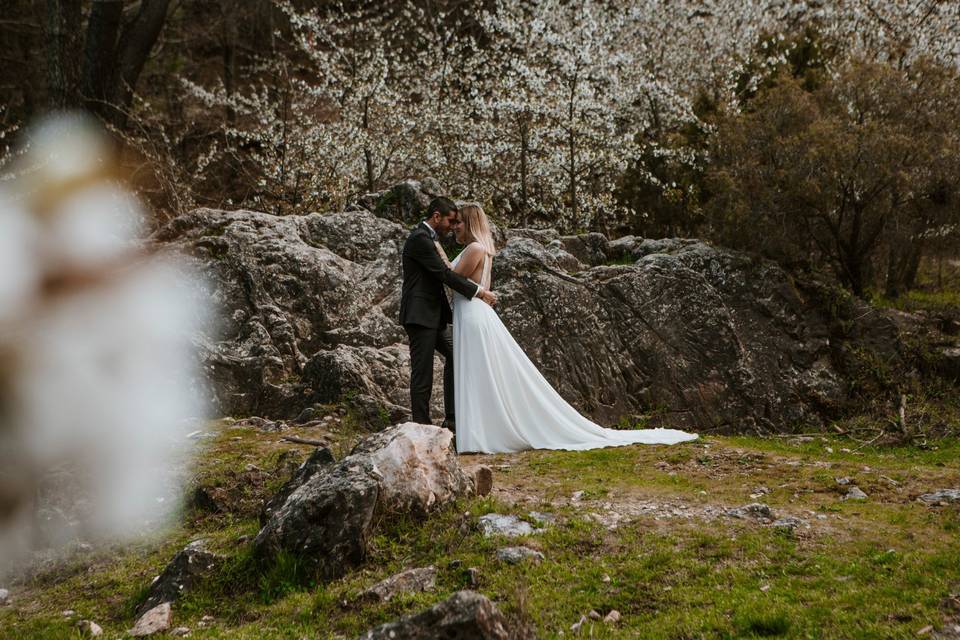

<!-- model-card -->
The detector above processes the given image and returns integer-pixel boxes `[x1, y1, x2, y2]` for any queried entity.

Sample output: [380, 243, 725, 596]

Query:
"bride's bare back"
[452, 242, 490, 288]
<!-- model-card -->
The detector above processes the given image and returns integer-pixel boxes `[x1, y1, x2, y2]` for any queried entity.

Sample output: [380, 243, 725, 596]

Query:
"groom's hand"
[480, 289, 498, 306]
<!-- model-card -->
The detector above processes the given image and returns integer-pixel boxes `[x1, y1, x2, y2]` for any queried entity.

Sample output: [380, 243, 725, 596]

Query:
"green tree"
[706, 59, 960, 297]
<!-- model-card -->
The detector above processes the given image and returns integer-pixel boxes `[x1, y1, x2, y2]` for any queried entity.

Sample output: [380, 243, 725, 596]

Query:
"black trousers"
[404, 323, 454, 425]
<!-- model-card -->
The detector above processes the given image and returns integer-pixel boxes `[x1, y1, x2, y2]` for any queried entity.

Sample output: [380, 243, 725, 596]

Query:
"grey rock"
[939, 347, 960, 379]
[347, 423, 472, 514]
[254, 457, 380, 580]
[129, 602, 172, 637]
[571, 614, 588, 634]
[467, 567, 481, 588]
[259, 446, 336, 525]
[919, 489, 960, 505]
[294, 406, 318, 424]
[359, 590, 510, 639]
[170, 628, 191, 637]
[771, 516, 806, 531]
[492, 235, 900, 433]
[137, 541, 222, 616]
[302, 345, 410, 425]
[272, 448, 306, 479]
[76, 620, 103, 637]
[478, 514, 541, 538]
[186, 485, 223, 514]
[233, 416, 284, 432]
[504, 227, 560, 246]
[496, 546, 545, 564]
[0, 588, 8, 605]
[607, 235, 640, 260]
[255, 424, 470, 579]
[557, 232, 611, 266]
[933, 622, 960, 639]
[528, 511, 557, 526]
[472, 466, 494, 497]
[725, 503, 775, 522]
[604, 610, 622, 624]
[842, 486, 868, 501]
[371, 180, 435, 225]
[153, 180, 910, 430]
[153, 206, 408, 419]
[361, 566, 437, 603]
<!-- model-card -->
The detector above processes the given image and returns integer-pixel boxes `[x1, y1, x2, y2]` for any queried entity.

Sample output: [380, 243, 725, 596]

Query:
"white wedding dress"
[451, 249, 698, 454]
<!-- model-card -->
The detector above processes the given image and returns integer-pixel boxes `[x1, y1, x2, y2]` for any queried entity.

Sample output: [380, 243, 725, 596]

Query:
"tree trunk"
[519, 115, 529, 215]
[904, 241, 922, 290]
[220, 0, 238, 127]
[363, 97, 374, 192]
[253, 0, 276, 54]
[567, 78, 578, 225]
[81, 0, 123, 117]
[80, 0, 170, 128]
[110, 0, 171, 128]
[884, 244, 902, 298]
[46, 0, 82, 109]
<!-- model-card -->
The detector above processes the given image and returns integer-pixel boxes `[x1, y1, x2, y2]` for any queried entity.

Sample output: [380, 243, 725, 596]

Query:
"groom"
[399, 196, 497, 431]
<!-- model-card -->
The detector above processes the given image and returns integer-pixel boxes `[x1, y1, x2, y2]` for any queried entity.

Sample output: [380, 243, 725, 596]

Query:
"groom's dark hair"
[427, 196, 458, 218]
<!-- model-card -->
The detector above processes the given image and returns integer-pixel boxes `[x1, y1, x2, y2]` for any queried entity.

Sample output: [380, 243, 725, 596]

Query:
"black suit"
[399, 222, 480, 424]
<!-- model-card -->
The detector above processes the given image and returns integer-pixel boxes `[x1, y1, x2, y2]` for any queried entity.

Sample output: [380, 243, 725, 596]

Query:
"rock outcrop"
[137, 540, 222, 616]
[490, 235, 854, 431]
[153, 207, 412, 419]
[361, 566, 437, 603]
[358, 590, 511, 640]
[154, 181, 920, 432]
[129, 603, 173, 637]
[259, 446, 336, 526]
[253, 423, 471, 578]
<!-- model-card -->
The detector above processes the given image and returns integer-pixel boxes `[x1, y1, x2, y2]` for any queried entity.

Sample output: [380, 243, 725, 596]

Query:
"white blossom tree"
[179, 0, 960, 230]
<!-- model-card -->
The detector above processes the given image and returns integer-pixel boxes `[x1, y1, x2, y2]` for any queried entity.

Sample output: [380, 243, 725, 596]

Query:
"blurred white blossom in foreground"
[0, 114, 208, 574]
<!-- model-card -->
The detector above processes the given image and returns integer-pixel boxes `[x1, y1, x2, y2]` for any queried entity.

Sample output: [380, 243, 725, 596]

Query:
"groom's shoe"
[440, 419, 456, 434]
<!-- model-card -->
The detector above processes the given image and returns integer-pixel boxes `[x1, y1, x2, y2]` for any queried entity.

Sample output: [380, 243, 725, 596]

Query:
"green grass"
[2, 418, 959, 639]
[871, 288, 960, 314]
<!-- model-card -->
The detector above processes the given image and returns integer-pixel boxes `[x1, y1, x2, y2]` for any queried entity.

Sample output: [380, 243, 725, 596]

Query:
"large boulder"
[350, 422, 472, 514]
[359, 590, 511, 640]
[154, 181, 912, 432]
[152, 207, 429, 419]
[259, 446, 336, 526]
[368, 179, 438, 225]
[492, 236, 852, 431]
[253, 423, 471, 578]
[136, 541, 222, 616]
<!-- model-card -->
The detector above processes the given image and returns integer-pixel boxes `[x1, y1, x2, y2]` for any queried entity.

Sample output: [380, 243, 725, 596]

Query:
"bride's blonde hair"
[458, 202, 496, 256]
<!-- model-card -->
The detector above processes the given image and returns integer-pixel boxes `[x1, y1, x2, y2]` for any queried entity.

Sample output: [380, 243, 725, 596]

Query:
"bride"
[448, 203, 698, 454]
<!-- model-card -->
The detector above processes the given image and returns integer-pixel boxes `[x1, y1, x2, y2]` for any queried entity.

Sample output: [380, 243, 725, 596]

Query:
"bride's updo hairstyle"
[458, 202, 496, 256]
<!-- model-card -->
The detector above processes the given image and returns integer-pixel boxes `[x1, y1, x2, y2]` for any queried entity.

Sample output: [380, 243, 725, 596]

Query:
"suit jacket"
[399, 223, 480, 328]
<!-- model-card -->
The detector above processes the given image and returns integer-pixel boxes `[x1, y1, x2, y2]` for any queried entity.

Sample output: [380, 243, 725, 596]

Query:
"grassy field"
[2, 415, 958, 639]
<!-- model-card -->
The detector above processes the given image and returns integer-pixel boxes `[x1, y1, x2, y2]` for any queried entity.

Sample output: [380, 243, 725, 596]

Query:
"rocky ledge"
[253, 423, 472, 578]
[154, 181, 923, 433]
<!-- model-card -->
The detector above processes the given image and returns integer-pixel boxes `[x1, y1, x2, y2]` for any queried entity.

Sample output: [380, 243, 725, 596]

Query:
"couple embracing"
[399, 197, 697, 454]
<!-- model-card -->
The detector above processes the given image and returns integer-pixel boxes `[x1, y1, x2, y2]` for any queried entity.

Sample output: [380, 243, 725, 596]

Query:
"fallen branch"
[849, 430, 886, 453]
[281, 436, 328, 447]
[771, 433, 824, 438]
